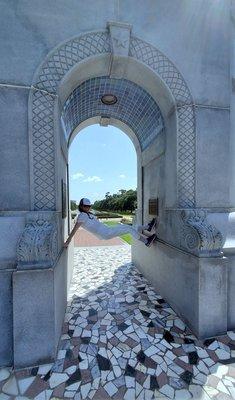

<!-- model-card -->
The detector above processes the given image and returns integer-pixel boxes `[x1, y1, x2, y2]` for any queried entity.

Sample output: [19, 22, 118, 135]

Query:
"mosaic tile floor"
[1, 246, 235, 400]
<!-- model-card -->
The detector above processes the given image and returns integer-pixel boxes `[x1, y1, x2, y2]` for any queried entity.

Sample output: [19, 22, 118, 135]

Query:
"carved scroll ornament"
[181, 210, 223, 257]
[17, 213, 58, 269]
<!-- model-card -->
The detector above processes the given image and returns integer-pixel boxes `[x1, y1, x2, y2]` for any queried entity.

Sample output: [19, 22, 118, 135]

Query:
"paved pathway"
[0, 246, 235, 399]
[74, 228, 126, 247]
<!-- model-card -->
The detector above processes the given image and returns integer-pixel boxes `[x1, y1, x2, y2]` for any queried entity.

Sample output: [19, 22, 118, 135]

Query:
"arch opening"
[68, 124, 138, 221]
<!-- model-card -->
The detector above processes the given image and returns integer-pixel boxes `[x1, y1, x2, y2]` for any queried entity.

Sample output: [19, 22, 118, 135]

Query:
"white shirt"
[76, 212, 106, 237]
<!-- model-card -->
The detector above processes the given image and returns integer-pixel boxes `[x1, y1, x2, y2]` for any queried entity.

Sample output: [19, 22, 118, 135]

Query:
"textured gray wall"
[0, 0, 230, 107]
[0, 87, 30, 210]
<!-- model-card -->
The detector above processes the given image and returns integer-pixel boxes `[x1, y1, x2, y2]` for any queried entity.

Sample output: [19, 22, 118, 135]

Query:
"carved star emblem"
[113, 37, 128, 48]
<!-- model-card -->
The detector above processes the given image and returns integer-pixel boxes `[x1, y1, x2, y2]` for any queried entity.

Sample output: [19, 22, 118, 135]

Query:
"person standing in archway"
[64, 198, 157, 248]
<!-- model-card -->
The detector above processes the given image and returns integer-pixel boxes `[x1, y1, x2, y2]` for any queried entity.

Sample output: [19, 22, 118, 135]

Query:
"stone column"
[12, 212, 73, 368]
[230, 5, 235, 207]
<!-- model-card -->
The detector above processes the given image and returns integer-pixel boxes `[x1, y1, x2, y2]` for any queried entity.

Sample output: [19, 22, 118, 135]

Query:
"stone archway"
[29, 23, 196, 212]
[12, 22, 227, 369]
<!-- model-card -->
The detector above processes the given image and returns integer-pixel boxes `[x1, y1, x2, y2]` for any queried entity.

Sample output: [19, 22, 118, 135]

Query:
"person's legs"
[134, 218, 157, 234]
[102, 224, 143, 240]
[98, 223, 156, 245]
[93, 224, 157, 246]
[135, 224, 154, 237]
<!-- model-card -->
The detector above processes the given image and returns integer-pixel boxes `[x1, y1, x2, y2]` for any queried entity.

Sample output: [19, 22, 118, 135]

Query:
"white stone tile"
[203, 385, 219, 397]
[61, 334, 70, 340]
[136, 389, 145, 400]
[36, 390, 52, 400]
[217, 381, 230, 395]
[215, 348, 230, 360]
[106, 331, 113, 339]
[104, 382, 118, 396]
[169, 362, 185, 375]
[82, 329, 92, 337]
[38, 363, 53, 375]
[145, 389, 155, 399]
[160, 360, 168, 373]
[144, 345, 157, 357]
[64, 313, 73, 322]
[125, 376, 135, 388]
[224, 375, 235, 383]
[124, 388, 136, 400]
[189, 385, 211, 400]
[113, 366, 122, 378]
[80, 359, 89, 370]
[161, 339, 172, 349]
[227, 331, 235, 340]
[207, 341, 219, 351]
[219, 342, 230, 353]
[73, 326, 82, 337]
[212, 364, 228, 378]
[49, 373, 69, 389]
[194, 373, 207, 384]
[179, 356, 188, 363]
[174, 319, 186, 331]
[136, 382, 143, 397]
[64, 390, 76, 398]
[196, 348, 208, 358]
[197, 360, 209, 375]
[129, 333, 140, 342]
[228, 386, 235, 398]
[0, 395, 11, 400]
[107, 371, 114, 381]
[34, 391, 47, 400]
[204, 357, 214, 367]
[81, 382, 92, 399]
[112, 348, 122, 358]
[159, 384, 174, 399]
[91, 377, 100, 390]
[57, 350, 66, 359]
[0, 369, 10, 382]
[18, 377, 35, 395]
[147, 368, 156, 375]
[223, 378, 233, 387]
[175, 389, 192, 399]
[135, 362, 146, 373]
[165, 350, 176, 360]
[66, 382, 80, 391]
[151, 354, 163, 364]
[167, 368, 179, 378]
[143, 375, 150, 389]
[2, 376, 19, 396]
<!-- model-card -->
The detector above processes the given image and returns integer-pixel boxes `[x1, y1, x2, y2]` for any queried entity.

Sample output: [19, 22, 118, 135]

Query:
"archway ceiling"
[61, 76, 164, 150]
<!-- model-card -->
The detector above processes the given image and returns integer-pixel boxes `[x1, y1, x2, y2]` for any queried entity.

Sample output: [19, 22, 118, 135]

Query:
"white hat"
[82, 198, 92, 206]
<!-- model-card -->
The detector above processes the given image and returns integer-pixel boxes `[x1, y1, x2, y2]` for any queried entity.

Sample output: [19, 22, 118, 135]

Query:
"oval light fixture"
[101, 94, 118, 105]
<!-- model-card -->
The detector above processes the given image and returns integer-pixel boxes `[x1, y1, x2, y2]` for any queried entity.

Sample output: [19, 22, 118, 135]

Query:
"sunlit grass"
[103, 221, 132, 245]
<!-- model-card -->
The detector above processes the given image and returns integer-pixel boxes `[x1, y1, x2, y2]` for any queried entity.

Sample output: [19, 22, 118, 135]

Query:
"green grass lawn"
[103, 221, 132, 245]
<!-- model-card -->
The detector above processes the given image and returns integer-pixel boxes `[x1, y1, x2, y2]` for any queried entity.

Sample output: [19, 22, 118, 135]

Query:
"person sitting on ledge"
[64, 197, 157, 248]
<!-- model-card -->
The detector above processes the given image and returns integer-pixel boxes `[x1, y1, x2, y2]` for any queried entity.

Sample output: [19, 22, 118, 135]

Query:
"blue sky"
[69, 124, 137, 203]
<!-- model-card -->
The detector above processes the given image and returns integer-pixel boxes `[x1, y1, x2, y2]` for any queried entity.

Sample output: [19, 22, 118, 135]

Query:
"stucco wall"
[0, 0, 230, 106]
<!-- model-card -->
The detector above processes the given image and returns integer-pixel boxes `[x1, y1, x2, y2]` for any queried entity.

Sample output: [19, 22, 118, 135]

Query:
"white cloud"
[101, 143, 107, 147]
[71, 172, 84, 180]
[119, 174, 126, 179]
[83, 176, 103, 182]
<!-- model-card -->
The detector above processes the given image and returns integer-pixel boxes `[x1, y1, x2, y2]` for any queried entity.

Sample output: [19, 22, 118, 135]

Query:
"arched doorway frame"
[28, 28, 196, 212]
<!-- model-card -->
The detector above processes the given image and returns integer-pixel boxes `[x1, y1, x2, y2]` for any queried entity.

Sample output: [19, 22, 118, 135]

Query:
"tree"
[93, 189, 137, 212]
[70, 200, 77, 211]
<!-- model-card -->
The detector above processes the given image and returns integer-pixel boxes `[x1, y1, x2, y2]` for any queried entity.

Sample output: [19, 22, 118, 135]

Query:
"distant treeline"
[93, 189, 137, 213]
